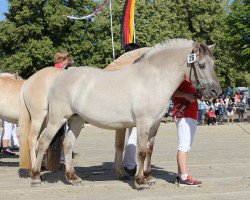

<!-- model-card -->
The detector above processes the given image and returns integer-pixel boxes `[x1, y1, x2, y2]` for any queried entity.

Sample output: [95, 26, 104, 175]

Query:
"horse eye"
[199, 63, 206, 69]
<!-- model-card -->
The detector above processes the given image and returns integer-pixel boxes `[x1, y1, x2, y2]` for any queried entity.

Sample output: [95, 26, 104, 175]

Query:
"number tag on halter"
[187, 53, 197, 63]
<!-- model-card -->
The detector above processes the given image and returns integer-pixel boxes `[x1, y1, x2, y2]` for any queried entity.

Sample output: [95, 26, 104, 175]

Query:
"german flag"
[121, 0, 136, 49]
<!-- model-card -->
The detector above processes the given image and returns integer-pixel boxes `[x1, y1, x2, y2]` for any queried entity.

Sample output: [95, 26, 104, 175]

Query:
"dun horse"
[31, 39, 222, 188]
[18, 48, 147, 171]
[18, 67, 64, 170]
[0, 73, 24, 124]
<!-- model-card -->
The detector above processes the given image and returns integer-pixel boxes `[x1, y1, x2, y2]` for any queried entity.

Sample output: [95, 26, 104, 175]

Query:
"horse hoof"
[135, 183, 150, 191]
[69, 178, 83, 186]
[31, 179, 42, 187]
[147, 180, 155, 186]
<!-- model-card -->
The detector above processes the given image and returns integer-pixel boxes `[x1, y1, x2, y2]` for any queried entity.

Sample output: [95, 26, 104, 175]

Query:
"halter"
[187, 49, 206, 96]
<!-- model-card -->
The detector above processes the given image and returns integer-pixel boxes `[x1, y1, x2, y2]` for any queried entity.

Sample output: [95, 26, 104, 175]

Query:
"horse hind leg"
[31, 120, 67, 186]
[113, 129, 126, 179]
[28, 116, 47, 170]
[64, 115, 84, 185]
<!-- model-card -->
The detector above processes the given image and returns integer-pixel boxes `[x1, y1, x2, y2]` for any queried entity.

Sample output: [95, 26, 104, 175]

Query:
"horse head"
[186, 42, 222, 99]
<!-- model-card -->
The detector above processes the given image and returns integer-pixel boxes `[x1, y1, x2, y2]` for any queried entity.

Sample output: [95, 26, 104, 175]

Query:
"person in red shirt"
[172, 78, 202, 187]
[207, 108, 216, 125]
[54, 50, 72, 69]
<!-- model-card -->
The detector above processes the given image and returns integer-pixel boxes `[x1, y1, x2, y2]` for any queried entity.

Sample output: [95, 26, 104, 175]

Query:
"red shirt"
[173, 79, 198, 120]
[54, 63, 63, 69]
[208, 111, 216, 118]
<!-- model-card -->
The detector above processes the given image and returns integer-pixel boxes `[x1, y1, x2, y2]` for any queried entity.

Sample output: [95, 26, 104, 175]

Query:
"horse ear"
[193, 42, 200, 54]
[208, 44, 215, 51]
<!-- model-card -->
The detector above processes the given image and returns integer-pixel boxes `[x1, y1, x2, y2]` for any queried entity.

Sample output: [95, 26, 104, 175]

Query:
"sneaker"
[1, 148, 16, 156]
[178, 175, 202, 187]
[124, 165, 137, 176]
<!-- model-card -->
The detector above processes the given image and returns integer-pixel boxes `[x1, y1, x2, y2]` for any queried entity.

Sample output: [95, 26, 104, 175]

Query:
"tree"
[225, 0, 250, 87]
[0, 0, 97, 78]
[0, 0, 233, 92]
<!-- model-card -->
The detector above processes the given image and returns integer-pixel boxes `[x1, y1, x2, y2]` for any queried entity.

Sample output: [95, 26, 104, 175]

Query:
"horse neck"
[133, 47, 191, 96]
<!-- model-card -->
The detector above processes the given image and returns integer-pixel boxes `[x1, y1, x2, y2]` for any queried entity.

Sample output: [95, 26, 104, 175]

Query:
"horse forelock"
[199, 44, 214, 59]
[134, 38, 194, 63]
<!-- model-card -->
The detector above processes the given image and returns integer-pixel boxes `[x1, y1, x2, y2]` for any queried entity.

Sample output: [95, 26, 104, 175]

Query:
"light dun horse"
[19, 48, 148, 171]
[31, 38, 221, 188]
[0, 73, 24, 124]
[19, 67, 64, 170]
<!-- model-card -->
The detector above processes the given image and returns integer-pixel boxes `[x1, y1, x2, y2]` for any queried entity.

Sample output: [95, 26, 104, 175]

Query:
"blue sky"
[0, 0, 8, 21]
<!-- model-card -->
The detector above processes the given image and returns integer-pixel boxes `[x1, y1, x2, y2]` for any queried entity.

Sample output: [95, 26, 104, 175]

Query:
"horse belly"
[76, 107, 134, 130]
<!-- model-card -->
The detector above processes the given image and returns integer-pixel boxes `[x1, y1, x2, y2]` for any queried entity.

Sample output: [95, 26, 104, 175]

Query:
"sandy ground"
[0, 122, 250, 200]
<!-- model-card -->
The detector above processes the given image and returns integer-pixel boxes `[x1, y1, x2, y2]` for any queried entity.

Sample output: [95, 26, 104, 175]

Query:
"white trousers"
[123, 127, 137, 169]
[175, 118, 197, 152]
[2, 121, 19, 146]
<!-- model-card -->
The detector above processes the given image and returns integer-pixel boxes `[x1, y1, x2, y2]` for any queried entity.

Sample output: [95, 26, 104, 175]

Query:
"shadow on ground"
[18, 161, 177, 188]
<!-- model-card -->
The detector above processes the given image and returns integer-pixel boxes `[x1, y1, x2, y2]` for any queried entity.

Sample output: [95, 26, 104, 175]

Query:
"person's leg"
[207, 117, 211, 125]
[213, 117, 216, 124]
[11, 124, 19, 148]
[123, 127, 137, 176]
[176, 118, 201, 186]
[1, 121, 16, 155]
[240, 112, 243, 122]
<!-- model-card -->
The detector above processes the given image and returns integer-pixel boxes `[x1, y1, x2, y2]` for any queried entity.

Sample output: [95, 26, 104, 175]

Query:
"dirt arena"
[0, 121, 250, 200]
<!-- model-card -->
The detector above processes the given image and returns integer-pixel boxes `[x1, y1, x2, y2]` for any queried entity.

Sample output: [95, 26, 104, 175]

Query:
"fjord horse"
[31, 39, 222, 188]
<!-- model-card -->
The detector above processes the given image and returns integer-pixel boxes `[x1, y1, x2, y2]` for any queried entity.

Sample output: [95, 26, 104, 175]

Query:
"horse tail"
[46, 125, 65, 172]
[18, 81, 32, 170]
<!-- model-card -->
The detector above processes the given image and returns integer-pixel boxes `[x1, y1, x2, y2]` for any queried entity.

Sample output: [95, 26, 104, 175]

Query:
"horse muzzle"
[200, 82, 222, 99]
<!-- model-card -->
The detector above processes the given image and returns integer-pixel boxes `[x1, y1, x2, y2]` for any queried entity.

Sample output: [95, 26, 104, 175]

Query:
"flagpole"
[109, 0, 115, 60]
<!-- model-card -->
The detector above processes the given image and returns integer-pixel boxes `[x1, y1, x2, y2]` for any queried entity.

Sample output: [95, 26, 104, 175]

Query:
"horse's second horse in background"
[18, 67, 64, 171]
[0, 73, 24, 124]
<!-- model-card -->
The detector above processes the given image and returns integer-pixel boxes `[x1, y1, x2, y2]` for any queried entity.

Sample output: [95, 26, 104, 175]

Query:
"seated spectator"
[207, 108, 216, 125]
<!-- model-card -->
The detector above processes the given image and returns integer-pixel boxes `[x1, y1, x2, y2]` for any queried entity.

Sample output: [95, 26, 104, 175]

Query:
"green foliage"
[224, 0, 250, 87]
[0, 0, 248, 91]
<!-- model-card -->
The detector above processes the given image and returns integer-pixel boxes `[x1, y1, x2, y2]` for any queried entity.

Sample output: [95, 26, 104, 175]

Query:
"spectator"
[226, 98, 235, 124]
[54, 50, 73, 69]
[218, 100, 226, 125]
[236, 98, 246, 123]
[207, 108, 216, 125]
[1, 121, 19, 156]
[197, 99, 205, 125]
[224, 95, 230, 106]
[234, 91, 241, 105]
[214, 98, 220, 124]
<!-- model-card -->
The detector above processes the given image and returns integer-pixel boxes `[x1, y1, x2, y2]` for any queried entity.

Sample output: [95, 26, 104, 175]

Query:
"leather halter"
[188, 49, 206, 95]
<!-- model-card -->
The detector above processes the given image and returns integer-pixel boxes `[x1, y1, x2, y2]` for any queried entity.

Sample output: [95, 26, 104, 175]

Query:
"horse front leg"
[64, 115, 84, 185]
[135, 126, 149, 189]
[144, 136, 155, 182]
[114, 129, 126, 179]
[144, 122, 160, 183]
